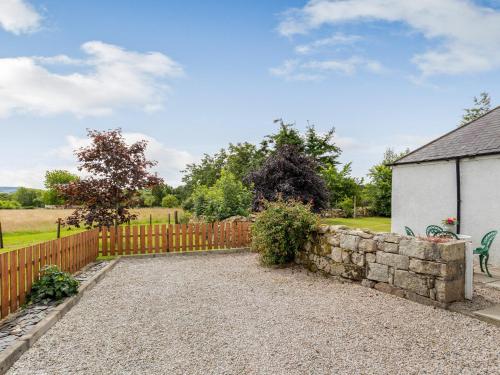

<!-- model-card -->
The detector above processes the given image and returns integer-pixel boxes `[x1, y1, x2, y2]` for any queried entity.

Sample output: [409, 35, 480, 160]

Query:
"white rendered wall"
[391, 161, 456, 237]
[460, 155, 500, 267]
[392, 156, 500, 267]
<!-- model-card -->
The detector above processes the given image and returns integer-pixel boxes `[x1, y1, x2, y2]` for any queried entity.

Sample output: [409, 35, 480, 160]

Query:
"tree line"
[0, 91, 492, 227]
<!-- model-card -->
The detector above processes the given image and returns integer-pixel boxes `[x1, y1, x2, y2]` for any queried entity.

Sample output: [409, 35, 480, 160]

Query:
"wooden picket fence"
[0, 229, 100, 319]
[100, 221, 251, 256]
[0, 221, 251, 319]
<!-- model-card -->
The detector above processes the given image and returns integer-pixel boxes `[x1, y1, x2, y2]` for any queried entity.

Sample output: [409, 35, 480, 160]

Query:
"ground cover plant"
[251, 200, 318, 265]
[27, 265, 79, 304]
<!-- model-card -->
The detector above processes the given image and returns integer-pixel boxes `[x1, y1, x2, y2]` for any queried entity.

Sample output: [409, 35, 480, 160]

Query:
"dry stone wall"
[295, 225, 466, 308]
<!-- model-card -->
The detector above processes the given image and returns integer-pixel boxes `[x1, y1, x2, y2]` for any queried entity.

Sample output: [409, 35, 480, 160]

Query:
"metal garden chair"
[426, 225, 443, 237]
[473, 230, 498, 277]
[405, 226, 415, 236]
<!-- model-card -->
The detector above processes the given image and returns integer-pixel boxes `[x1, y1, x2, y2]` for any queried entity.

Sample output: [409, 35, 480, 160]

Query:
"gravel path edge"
[0, 258, 120, 375]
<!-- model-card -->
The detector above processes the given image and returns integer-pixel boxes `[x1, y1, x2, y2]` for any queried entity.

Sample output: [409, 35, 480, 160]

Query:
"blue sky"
[1, 0, 500, 187]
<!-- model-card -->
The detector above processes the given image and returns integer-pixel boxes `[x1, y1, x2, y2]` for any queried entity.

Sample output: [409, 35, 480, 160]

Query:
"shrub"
[27, 265, 79, 304]
[339, 197, 354, 218]
[161, 194, 179, 208]
[0, 200, 21, 209]
[178, 211, 192, 224]
[251, 200, 318, 265]
[188, 170, 252, 222]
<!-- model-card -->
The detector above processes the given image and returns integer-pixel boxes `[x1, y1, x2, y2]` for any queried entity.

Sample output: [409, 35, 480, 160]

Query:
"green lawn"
[1, 228, 87, 252]
[321, 217, 391, 233]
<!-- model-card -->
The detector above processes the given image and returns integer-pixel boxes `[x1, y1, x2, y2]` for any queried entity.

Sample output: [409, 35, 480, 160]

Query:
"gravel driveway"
[8, 252, 500, 375]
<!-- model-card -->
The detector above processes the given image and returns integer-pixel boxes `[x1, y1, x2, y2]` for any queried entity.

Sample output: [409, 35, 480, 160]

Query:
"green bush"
[178, 211, 192, 224]
[339, 197, 354, 218]
[27, 265, 79, 304]
[188, 170, 252, 222]
[0, 200, 21, 209]
[251, 200, 318, 265]
[161, 194, 179, 208]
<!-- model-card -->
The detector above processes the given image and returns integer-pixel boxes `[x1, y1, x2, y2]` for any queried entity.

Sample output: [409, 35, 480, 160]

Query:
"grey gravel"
[7, 253, 500, 375]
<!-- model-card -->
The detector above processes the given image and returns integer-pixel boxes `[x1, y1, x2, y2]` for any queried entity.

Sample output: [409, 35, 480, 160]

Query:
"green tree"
[161, 194, 179, 208]
[14, 187, 44, 207]
[43, 170, 78, 205]
[365, 148, 409, 217]
[182, 149, 227, 193]
[321, 163, 362, 208]
[189, 170, 252, 222]
[461, 92, 491, 126]
[226, 142, 266, 182]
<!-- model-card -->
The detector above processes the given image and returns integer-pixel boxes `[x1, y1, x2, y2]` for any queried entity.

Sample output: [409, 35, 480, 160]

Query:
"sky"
[1, 0, 500, 188]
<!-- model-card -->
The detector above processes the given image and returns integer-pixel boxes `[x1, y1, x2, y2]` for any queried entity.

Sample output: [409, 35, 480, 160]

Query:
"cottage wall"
[392, 155, 500, 267]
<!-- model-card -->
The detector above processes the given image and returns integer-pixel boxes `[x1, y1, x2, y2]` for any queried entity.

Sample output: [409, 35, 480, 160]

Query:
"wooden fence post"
[56, 218, 61, 239]
[174, 210, 178, 224]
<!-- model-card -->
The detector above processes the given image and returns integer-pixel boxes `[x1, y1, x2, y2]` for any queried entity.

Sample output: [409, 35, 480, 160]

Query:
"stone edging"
[0, 259, 120, 375]
[118, 247, 251, 260]
[0, 247, 250, 374]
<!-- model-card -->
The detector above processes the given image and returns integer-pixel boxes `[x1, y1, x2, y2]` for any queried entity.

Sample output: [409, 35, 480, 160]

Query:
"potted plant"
[442, 217, 458, 233]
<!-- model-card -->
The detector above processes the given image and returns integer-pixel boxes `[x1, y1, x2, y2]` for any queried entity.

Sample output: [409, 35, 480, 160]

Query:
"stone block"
[382, 242, 399, 253]
[384, 234, 401, 244]
[405, 291, 447, 308]
[341, 264, 365, 280]
[409, 259, 445, 276]
[374, 282, 405, 298]
[435, 278, 464, 303]
[330, 225, 349, 232]
[394, 270, 429, 297]
[409, 259, 464, 280]
[329, 263, 346, 276]
[351, 252, 365, 267]
[361, 279, 376, 288]
[367, 263, 389, 283]
[438, 242, 465, 261]
[350, 230, 373, 239]
[318, 225, 330, 234]
[399, 239, 439, 260]
[304, 241, 312, 252]
[326, 234, 340, 247]
[318, 243, 331, 257]
[330, 247, 343, 263]
[376, 251, 409, 270]
[341, 249, 351, 264]
[358, 239, 377, 252]
[365, 253, 376, 263]
[340, 234, 359, 251]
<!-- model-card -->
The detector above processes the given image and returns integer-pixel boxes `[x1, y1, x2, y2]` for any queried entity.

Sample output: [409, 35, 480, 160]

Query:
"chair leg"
[479, 255, 485, 273]
[485, 255, 492, 278]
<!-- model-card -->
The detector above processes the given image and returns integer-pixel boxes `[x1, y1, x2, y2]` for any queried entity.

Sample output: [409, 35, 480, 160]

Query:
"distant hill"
[0, 187, 19, 193]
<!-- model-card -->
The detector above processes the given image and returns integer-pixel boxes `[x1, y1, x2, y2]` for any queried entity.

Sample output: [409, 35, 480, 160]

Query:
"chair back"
[426, 225, 443, 237]
[481, 230, 498, 249]
[405, 226, 415, 236]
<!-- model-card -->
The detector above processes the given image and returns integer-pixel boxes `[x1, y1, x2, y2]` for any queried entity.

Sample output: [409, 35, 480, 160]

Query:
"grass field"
[0, 207, 184, 250]
[321, 217, 391, 233]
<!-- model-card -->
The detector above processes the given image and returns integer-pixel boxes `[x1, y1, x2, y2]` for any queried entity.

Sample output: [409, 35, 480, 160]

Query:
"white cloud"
[270, 56, 383, 81]
[278, 0, 500, 76]
[0, 0, 41, 34]
[294, 33, 361, 54]
[51, 133, 194, 187]
[0, 41, 183, 117]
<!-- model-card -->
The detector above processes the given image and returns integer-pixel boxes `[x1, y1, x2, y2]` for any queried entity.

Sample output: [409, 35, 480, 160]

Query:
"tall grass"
[0, 207, 184, 233]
